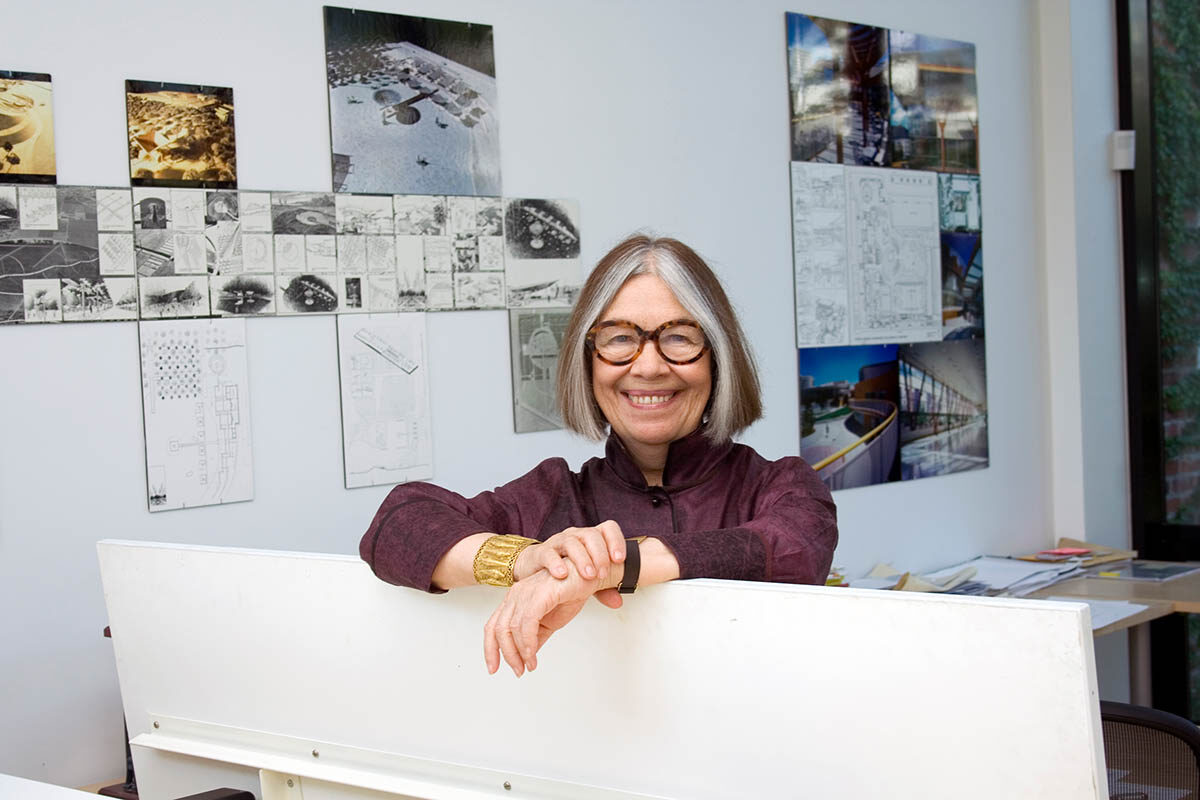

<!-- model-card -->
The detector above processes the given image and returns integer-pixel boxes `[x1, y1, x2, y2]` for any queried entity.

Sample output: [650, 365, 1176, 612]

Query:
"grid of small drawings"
[0, 184, 577, 323]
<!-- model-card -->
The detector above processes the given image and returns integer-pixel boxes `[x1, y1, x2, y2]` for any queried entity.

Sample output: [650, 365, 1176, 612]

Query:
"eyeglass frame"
[585, 318, 710, 366]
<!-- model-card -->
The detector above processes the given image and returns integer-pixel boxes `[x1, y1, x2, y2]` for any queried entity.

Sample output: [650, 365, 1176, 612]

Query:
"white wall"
[0, 0, 1126, 787]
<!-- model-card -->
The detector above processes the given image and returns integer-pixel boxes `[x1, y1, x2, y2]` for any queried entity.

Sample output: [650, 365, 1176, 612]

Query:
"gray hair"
[556, 234, 762, 443]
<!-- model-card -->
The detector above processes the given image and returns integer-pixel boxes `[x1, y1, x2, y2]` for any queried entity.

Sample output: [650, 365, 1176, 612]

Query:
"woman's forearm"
[430, 532, 495, 590]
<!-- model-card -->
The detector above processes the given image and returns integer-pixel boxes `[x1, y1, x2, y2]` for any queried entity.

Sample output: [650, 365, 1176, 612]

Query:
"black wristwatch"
[618, 536, 647, 594]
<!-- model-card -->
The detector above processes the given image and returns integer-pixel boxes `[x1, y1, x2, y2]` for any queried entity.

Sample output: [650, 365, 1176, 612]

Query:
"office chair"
[1101, 700, 1200, 800]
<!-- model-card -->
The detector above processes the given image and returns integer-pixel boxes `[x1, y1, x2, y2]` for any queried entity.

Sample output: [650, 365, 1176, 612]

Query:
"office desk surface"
[1038, 562, 1200, 616]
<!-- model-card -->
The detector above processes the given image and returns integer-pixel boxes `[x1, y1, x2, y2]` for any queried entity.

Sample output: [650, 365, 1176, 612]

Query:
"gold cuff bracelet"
[472, 534, 538, 587]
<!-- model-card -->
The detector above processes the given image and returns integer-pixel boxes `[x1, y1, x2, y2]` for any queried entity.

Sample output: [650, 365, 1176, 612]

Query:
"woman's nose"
[630, 341, 671, 377]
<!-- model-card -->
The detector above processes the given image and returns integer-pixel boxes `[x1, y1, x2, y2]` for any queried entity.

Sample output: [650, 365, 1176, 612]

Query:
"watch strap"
[618, 536, 646, 594]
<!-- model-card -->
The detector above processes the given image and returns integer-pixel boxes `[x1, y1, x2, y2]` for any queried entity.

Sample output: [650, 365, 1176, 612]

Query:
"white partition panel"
[98, 540, 1107, 799]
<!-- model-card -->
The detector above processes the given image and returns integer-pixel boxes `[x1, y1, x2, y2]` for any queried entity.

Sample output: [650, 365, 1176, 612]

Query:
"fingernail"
[585, 566, 595, 578]
[613, 549, 623, 560]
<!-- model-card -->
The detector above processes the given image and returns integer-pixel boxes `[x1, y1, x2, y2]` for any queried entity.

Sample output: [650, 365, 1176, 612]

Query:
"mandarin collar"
[603, 427, 734, 490]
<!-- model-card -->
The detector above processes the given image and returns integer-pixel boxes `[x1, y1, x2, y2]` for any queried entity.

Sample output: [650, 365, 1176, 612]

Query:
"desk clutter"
[838, 537, 1200, 632]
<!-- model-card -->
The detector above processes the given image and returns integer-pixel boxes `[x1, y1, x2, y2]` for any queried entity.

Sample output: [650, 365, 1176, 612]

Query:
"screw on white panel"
[312, 749, 320, 758]
[503, 781, 512, 790]
[152, 721, 159, 729]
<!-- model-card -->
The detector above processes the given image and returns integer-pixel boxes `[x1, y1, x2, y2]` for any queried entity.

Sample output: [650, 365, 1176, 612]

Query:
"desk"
[1030, 562, 1200, 704]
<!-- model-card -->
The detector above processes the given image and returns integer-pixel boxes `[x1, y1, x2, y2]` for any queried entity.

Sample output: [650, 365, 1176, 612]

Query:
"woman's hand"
[512, 520, 627, 584]
[484, 560, 622, 677]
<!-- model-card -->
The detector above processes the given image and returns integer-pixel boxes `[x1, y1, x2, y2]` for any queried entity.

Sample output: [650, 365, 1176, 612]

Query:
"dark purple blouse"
[360, 429, 838, 592]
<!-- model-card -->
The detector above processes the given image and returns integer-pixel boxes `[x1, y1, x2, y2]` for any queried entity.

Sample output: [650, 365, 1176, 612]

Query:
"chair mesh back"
[1104, 717, 1200, 799]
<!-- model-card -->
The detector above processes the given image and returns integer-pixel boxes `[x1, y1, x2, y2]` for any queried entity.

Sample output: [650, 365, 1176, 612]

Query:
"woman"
[361, 234, 837, 677]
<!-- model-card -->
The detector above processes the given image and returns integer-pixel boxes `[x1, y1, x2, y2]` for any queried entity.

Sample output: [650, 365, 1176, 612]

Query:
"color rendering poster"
[0, 70, 56, 184]
[787, 12, 987, 488]
[126, 80, 237, 189]
[324, 5, 501, 196]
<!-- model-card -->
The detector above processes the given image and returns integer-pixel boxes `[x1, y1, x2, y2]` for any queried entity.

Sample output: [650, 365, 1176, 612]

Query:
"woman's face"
[591, 274, 712, 456]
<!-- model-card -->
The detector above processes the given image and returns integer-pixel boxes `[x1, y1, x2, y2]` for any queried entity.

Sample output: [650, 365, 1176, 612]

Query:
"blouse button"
[650, 496, 662, 507]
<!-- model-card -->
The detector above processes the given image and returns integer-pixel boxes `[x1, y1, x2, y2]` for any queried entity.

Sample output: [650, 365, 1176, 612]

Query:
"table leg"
[1129, 622, 1152, 705]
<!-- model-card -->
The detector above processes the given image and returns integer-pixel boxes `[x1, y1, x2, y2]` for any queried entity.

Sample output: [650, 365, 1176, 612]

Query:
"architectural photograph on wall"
[125, 80, 237, 189]
[787, 11, 986, 491]
[799, 344, 900, 489]
[0, 70, 56, 184]
[324, 5, 501, 196]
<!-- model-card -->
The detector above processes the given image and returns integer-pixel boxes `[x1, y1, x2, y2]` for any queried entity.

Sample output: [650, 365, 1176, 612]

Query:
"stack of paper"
[922, 556, 1084, 596]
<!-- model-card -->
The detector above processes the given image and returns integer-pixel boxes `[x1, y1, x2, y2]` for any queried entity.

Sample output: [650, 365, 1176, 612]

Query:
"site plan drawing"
[790, 163, 941, 347]
[139, 317, 253, 511]
[336, 313, 433, 489]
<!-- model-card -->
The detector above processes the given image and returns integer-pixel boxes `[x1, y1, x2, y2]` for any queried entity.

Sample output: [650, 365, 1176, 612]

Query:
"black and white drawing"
[324, 6, 501, 196]
[395, 235, 426, 310]
[454, 271, 503, 309]
[393, 194, 444, 235]
[139, 275, 210, 319]
[22, 278, 61, 322]
[305, 234, 338, 273]
[241, 233, 274, 274]
[139, 318, 253, 511]
[98, 232, 137, 276]
[133, 187, 175, 276]
[96, 188, 134, 231]
[210, 274, 275, 316]
[509, 308, 570, 433]
[273, 234, 306, 272]
[238, 191, 273, 232]
[0, 185, 101, 324]
[368, 273, 400, 312]
[206, 190, 241, 274]
[504, 198, 582, 308]
[337, 234, 368, 274]
[790, 163, 942, 346]
[336, 313, 433, 488]
[277, 273, 339, 314]
[18, 185, 57, 229]
[62, 276, 138, 322]
[271, 191, 335, 235]
[335, 193, 394, 234]
[476, 196, 501, 234]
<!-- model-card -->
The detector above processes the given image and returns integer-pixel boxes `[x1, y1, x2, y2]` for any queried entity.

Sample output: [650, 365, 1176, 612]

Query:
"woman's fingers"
[561, 535, 597, 579]
[485, 602, 526, 677]
[541, 546, 570, 579]
[596, 520, 627, 564]
[483, 614, 501, 674]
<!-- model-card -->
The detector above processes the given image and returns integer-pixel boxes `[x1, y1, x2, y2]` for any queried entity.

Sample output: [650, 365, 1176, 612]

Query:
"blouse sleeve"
[359, 458, 571, 593]
[654, 458, 838, 585]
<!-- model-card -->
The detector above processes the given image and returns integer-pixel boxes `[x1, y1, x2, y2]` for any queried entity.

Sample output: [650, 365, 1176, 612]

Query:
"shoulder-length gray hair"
[556, 233, 763, 443]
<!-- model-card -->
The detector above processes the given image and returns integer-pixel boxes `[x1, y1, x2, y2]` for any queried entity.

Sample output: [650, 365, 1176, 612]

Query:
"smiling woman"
[360, 233, 838, 677]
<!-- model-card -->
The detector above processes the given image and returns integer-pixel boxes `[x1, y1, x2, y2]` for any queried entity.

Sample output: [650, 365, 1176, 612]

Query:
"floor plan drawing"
[139, 317, 254, 511]
[336, 313, 433, 488]
[844, 167, 942, 345]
